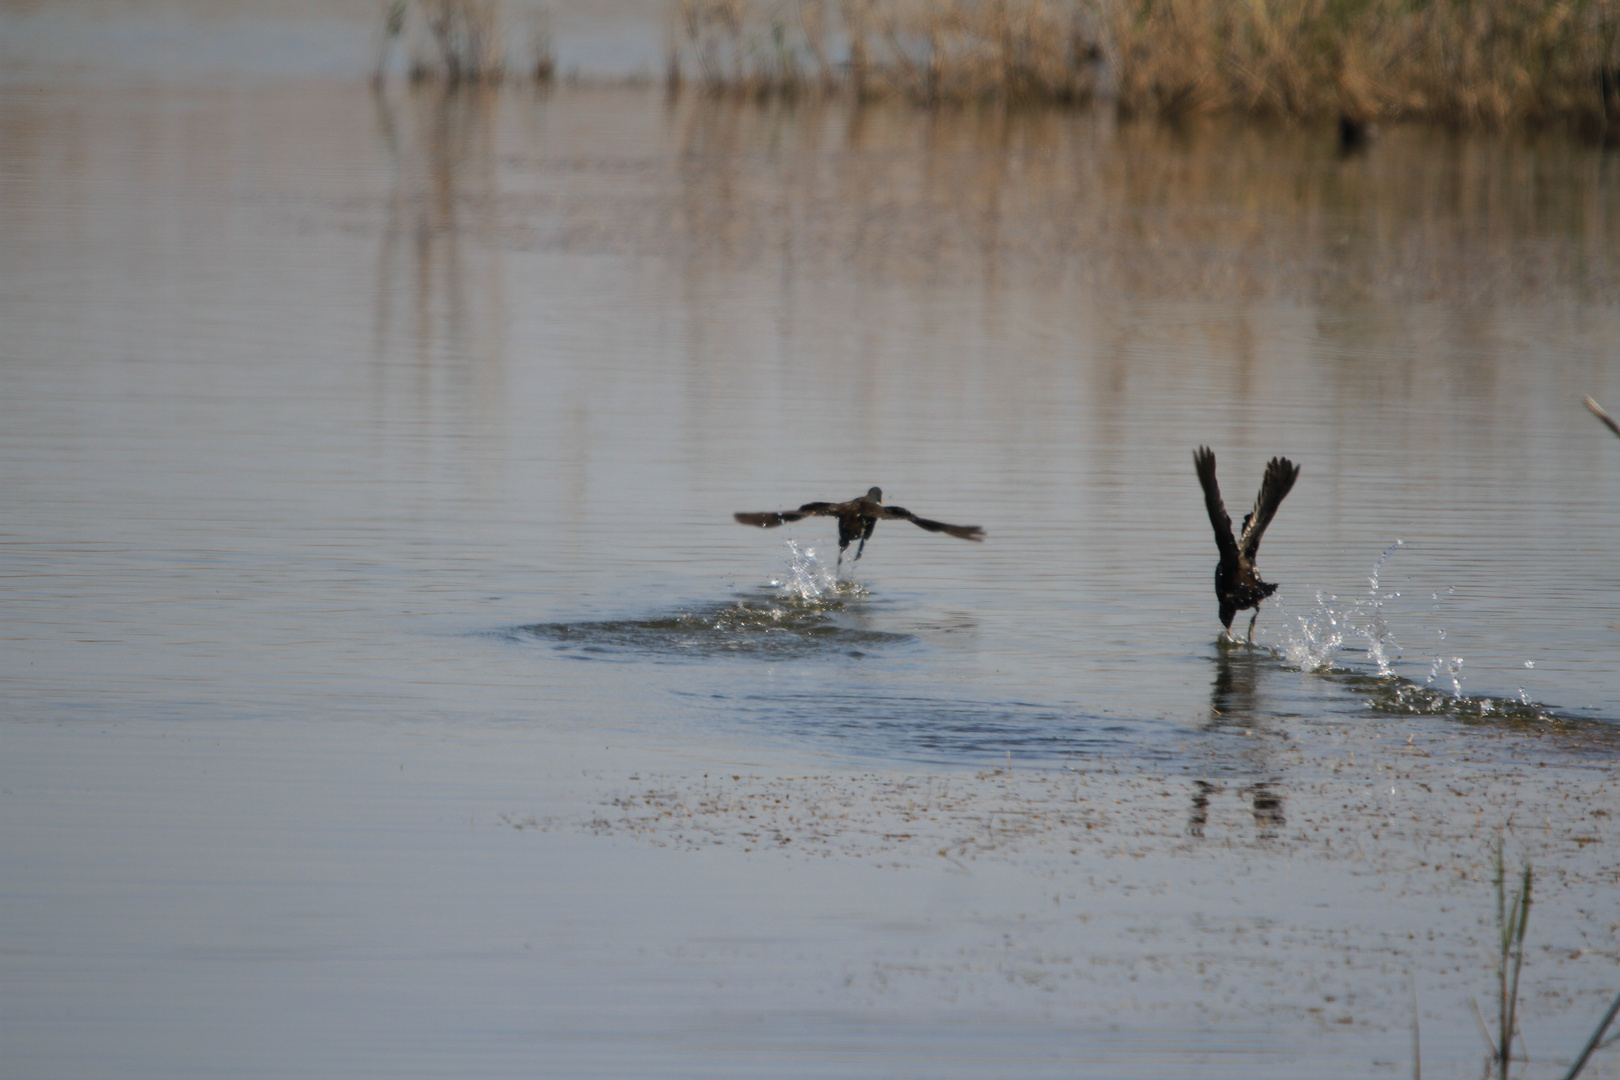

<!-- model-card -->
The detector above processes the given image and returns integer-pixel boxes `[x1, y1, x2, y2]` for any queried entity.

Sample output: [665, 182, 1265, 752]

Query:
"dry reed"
[376, 0, 556, 85]
[666, 0, 1620, 130]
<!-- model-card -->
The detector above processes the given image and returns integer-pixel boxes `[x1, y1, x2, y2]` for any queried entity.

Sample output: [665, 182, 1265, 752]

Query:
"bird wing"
[881, 505, 985, 542]
[1193, 446, 1238, 561]
[1238, 456, 1300, 560]
[1586, 396, 1620, 439]
[734, 511, 798, 528]
[733, 502, 837, 528]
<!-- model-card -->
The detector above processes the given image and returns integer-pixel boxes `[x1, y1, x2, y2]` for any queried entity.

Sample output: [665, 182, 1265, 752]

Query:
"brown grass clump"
[666, 0, 1620, 130]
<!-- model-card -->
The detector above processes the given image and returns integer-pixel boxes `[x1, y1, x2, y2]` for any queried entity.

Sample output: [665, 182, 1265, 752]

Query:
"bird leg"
[1247, 607, 1259, 644]
[853, 536, 867, 562]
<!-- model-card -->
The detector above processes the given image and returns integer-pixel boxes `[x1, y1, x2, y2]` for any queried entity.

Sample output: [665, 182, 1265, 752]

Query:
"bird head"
[865, 486, 883, 502]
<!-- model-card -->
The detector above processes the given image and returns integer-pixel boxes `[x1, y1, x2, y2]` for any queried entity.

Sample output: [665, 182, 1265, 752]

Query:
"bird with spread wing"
[1193, 448, 1300, 642]
[734, 487, 984, 568]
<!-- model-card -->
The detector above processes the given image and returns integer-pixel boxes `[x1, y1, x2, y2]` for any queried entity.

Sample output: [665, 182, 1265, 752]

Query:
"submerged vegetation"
[668, 0, 1620, 131]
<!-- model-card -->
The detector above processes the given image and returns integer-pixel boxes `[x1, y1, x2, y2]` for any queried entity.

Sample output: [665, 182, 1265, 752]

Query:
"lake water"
[3, 5, 1619, 1078]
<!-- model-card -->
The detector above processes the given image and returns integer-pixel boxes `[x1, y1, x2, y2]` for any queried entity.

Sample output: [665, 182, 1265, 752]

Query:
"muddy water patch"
[503, 752, 1620, 1066]
[548, 750, 1620, 867]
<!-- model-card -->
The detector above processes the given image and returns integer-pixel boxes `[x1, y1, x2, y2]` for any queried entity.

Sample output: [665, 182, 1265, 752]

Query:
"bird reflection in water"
[1188, 780, 1287, 840]
[1188, 647, 1287, 840]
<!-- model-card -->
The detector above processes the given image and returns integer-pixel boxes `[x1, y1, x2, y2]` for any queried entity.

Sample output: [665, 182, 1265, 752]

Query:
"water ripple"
[715, 689, 1170, 766]
[510, 595, 913, 662]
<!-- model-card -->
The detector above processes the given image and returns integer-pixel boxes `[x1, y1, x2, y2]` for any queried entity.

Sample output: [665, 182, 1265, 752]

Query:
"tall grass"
[1455, 841, 1620, 1080]
[667, 0, 1620, 130]
[672, 0, 1104, 101]
[1474, 840, 1533, 1080]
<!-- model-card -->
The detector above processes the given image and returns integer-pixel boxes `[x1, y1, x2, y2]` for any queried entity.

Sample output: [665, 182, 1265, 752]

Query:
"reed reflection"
[660, 96, 1617, 304]
[370, 81, 506, 391]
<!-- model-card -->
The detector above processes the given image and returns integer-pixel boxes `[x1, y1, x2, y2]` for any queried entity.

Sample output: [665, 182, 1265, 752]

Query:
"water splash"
[1427, 654, 1464, 697]
[509, 541, 891, 662]
[769, 540, 859, 602]
[1360, 539, 1404, 675]
[1275, 544, 1565, 724]
[1281, 540, 1405, 675]
[1280, 591, 1352, 673]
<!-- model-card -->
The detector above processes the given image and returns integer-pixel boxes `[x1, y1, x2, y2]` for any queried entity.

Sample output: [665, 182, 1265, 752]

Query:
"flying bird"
[734, 486, 984, 567]
[1585, 395, 1620, 439]
[1193, 447, 1300, 642]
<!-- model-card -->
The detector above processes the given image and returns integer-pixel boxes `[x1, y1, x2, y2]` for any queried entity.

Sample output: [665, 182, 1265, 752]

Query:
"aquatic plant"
[1453, 841, 1620, 1080]
[1404, 841, 1620, 1079]
[665, 0, 1620, 131]
[1563, 990, 1620, 1080]
[1475, 840, 1533, 1080]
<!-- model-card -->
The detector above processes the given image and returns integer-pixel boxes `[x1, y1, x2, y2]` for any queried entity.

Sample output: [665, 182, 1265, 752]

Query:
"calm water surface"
[4, 79, 1617, 747]
[3, 16, 1619, 1078]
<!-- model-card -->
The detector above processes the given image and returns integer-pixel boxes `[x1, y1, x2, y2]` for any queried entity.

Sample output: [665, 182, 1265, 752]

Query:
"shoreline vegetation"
[667, 0, 1619, 134]
[374, 0, 556, 86]
[381, 0, 1620, 137]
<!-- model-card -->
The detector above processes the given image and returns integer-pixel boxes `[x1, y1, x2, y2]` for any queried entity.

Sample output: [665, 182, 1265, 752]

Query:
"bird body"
[1193, 448, 1299, 641]
[734, 486, 984, 566]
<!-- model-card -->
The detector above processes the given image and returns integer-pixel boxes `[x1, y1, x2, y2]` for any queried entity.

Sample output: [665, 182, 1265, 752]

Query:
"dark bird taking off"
[734, 487, 985, 568]
[1193, 447, 1300, 642]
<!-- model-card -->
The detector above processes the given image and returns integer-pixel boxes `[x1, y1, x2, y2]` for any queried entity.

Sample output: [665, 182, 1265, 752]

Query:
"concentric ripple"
[513, 594, 914, 661]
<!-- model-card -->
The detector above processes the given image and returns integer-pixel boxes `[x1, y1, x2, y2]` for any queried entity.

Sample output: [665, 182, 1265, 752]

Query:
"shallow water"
[3, 8, 1620, 1078]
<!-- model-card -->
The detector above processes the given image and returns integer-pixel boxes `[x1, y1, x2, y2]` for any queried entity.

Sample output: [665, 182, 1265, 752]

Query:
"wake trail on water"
[1274, 540, 1560, 724]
